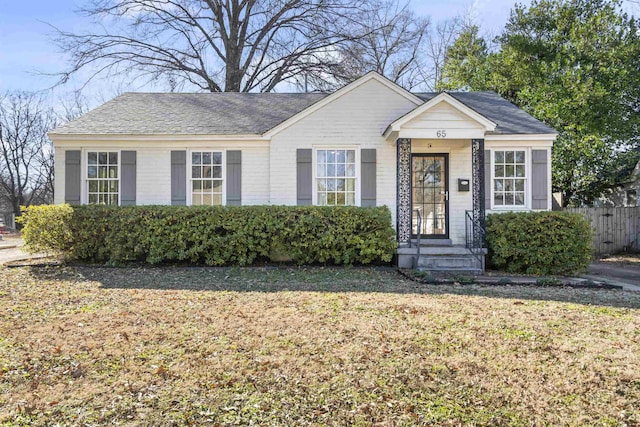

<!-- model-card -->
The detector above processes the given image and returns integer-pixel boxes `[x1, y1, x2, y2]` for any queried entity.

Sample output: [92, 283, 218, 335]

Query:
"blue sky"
[0, 0, 636, 98]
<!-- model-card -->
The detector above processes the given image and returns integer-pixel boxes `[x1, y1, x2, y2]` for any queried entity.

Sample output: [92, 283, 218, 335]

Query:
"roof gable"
[263, 71, 423, 137]
[384, 93, 497, 139]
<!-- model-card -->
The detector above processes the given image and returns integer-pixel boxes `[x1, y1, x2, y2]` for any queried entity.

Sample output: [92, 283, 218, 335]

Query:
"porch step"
[411, 238, 452, 246]
[397, 245, 486, 272]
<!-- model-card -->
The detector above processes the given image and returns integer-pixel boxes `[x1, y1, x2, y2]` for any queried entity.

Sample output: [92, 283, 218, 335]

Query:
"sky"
[0, 0, 636, 101]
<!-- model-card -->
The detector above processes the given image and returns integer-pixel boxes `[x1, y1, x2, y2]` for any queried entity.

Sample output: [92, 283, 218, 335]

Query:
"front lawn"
[1, 266, 639, 426]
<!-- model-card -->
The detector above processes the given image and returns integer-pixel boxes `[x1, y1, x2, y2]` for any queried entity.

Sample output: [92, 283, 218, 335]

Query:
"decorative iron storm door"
[412, 154, 449, 239]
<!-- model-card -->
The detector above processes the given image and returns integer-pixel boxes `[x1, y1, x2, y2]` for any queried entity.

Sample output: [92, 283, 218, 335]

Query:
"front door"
[412, 154, 449, 238]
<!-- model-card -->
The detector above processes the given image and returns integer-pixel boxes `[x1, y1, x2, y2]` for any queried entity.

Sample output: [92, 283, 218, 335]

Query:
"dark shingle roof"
[51, 89, 555, 136]
[51, 92, 328, 135]
[413, 91, 555, 135]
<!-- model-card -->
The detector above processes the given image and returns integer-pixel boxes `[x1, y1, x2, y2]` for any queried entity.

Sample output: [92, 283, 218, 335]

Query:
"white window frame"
[187, 149, 226, 206]
[83, 149, 121, 206]
[312, 146, 361, 206]
[490, 148, 529, 210]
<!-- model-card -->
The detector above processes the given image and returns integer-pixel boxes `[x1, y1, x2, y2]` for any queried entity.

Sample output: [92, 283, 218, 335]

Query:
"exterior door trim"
[411, 153, 450, 239]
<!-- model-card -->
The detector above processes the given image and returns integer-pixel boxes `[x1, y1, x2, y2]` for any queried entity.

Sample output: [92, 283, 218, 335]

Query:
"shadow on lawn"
[25, 264, 640, 310]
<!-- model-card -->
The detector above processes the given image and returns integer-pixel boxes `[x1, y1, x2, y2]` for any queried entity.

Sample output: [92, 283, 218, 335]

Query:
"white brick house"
[49, 72, 556, 270]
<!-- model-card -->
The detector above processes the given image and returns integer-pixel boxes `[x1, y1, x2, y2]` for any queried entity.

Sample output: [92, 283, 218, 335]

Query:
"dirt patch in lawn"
[1, 266, 639, 426]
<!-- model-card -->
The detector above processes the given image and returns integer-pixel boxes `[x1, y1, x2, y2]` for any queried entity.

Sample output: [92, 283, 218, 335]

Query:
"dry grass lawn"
[1, 266, 639, 426]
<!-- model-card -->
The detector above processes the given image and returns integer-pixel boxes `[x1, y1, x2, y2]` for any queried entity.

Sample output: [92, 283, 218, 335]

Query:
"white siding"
[51, 141, 269, 206]
[269, 78, 419, 225]
[403, 101, 485, 131]
[53, 148, 65, 204]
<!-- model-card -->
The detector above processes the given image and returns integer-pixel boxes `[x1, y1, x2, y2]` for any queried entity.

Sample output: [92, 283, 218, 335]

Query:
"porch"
[394, 138, 487, 271]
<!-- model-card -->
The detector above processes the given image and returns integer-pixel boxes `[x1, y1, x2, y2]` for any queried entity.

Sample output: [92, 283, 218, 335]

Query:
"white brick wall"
[269, 78, 419, 225]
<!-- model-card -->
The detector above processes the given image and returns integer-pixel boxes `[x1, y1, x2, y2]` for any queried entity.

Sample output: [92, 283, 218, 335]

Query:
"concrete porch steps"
[397, 245, 486, 272]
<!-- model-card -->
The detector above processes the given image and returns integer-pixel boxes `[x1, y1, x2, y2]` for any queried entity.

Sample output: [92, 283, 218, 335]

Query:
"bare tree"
[52, 0, 387, 93]
[0, 92, 57, 216]
[327, 0, 430, 90]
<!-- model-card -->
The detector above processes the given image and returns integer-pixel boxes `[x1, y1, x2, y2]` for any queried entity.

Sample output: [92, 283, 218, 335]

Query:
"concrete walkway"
[581, 262, 640, 292]
[0, 237, 48, 266]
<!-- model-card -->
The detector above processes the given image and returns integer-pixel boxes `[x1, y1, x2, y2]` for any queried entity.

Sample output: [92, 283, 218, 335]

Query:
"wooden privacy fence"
[564, 207, 640, 255]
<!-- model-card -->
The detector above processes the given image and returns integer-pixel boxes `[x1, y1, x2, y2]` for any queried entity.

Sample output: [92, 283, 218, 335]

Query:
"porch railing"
[465, 210, 485, 265]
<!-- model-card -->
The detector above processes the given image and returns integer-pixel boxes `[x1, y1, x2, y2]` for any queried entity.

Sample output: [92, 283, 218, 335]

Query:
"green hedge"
[20, 204, 397, 266]
[485, 211, 592, 275]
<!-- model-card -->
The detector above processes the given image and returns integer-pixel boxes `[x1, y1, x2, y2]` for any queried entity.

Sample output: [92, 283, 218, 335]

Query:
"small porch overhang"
[383, 92, 497, 143]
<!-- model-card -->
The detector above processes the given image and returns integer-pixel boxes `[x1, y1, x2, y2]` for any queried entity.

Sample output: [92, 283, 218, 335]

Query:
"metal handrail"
[413, 208, 422, 268]
[465, 210, 485, 266]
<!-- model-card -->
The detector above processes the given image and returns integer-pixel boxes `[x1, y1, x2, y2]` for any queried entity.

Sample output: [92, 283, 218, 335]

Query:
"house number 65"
[436, 130, 447, 138]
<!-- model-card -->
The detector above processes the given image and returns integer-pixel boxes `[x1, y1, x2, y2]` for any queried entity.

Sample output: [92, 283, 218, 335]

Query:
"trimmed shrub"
[19, 204, 75, 253]
[20, 204, 397, 266]
[485, 211, 592, 275]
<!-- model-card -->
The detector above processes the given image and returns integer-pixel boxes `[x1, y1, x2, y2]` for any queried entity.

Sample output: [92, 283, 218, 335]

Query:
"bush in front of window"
[485, 211, 592, 275]
[20, 204, 397, 266]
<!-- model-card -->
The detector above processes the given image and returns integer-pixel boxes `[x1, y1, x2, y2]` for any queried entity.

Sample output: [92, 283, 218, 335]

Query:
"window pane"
[193, 181, 202, 191]
[327, 164, 335, 177]
[88, 152, 97, 165]
[202, 194, 212, 205]
[89, 194, 98, 204]
[192, 152, 201, 165]
[495, 151, 504, 163]
[98, 152, 107, 165]
[203, 180, 212, 190]
[327, 179, 336, 191]
[337, 150, 345, 163]
[109, 166, 118, 178]
[212, 152, 222, 164]
[516, 165, 525, 177]
[212, 194, 222, 205]
[109, 181, 118, 192]
[494, 179, 503, 191]
[505, 151, 514, 163]
[202, 152, 212, 165]
[515, 180, 525, 191]
[213, 166, 222, 179]
[494, 165, 504, 177]
[515, 193, 525, 205]
[88, 181, 98, 192]
[346, 193, 355, 205]
[99, 181, 107, 192]
[317, 150, 326, 163]
[494, 193, 503, 206]
[192, 194, 201, 206]
[98, 166, 107, 178]
[346, 150, 355, 163]
[318, 179, 326, 191]
[109, 152, 118, 165]
[318, 193, 327, 206]
[505, 165, 514, 177]
[203, 166, 212, 178]
[504, 179, 513, 191]
[212, 180, 222, 192]
[515, 151, 525, 163]
[336, 179, 345, 191]
[336, 164, 345, 177]
[88, 166, 97, 179]
[346, 164, 355, 177]
[192, 167, 201, 179]
[109, 194, 118, 205]
[346, 179, 355, 192]
[317, 163, 326, 178]
[336, 192, 346, 205]
[506, 193, 515, 205]
[327, 193, 336, 205]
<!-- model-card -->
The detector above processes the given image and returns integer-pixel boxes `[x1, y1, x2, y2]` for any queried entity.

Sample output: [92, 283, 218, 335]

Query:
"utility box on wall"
[458, 179, 470, 192]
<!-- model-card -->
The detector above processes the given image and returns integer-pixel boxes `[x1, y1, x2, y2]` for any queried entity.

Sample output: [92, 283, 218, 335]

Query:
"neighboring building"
[594, 159, 640, 207]
[49, 72, 556, 270]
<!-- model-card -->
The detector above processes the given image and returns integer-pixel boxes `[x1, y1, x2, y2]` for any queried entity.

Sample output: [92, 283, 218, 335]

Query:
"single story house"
[49, 72, 557, 270]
